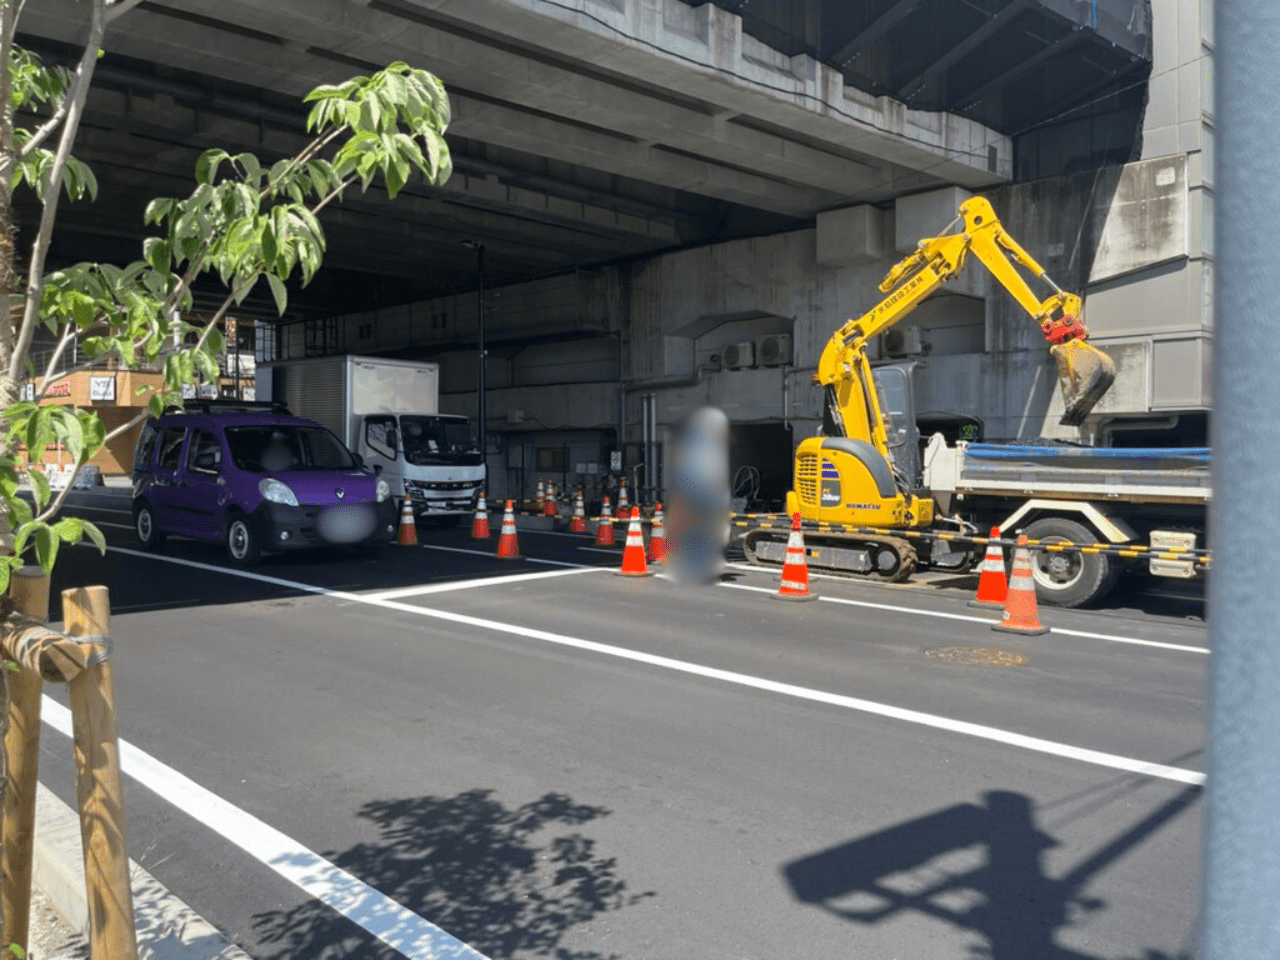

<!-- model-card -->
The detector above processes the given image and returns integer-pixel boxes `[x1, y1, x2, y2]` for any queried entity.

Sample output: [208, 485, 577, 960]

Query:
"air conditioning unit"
[881, 326, 923, 357]
[721, 341, 755, 369]
[755, 333, 792, 367]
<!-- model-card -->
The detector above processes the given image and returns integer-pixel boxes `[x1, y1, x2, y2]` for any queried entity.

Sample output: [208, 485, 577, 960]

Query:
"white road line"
[577, 546, 620, 555]
[723, 569, 1210, 655]
[100, 543, 1205, 786]
[721, 581, 996, 626]
[40, 699, 489, 960]
[1042, 626, 1208, 654]
[365, 566, 603, 601]
[416, 544, 585, 568]
[70, 506, 133, 516]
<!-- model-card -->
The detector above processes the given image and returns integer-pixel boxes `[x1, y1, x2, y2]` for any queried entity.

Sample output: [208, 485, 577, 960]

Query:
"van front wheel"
[225, 514, 261, 566]
[134, 500, 166, 550]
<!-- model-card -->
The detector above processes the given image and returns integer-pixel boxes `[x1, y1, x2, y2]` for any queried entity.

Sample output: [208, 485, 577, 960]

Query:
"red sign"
[42, 380, 72, 398]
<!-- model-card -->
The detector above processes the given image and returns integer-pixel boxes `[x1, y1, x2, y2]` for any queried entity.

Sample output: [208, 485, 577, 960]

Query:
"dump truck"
[257, 355, 483, 526]
[741, 197, 1208, 607]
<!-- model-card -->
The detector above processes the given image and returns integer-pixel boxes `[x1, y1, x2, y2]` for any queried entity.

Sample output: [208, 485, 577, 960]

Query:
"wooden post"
[1, 569, 50, 953]
[63, 585, 138, 960]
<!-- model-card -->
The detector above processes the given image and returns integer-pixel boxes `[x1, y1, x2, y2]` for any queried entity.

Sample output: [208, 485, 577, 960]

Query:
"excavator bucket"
[1052, 339, 1116, 426]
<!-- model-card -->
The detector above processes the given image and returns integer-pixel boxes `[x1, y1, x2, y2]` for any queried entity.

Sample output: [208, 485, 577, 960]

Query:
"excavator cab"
[1051, 339, 1116, 426]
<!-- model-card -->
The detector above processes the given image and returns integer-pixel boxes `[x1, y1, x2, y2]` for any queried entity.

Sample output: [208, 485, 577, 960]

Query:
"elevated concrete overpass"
[19, 0, 1149, 321]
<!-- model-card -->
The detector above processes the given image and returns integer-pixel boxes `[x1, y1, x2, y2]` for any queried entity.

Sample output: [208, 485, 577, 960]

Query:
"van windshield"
[227, 425, 357, 472]
[399, 416, 481, 466]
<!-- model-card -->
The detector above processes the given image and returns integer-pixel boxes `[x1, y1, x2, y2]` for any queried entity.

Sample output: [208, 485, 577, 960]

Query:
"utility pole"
[462, 240, 487, 486]
[1202, 0, 1280, 955]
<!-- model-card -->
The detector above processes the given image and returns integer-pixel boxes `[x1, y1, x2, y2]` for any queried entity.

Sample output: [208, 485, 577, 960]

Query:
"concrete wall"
[304, 150, 1208, 490]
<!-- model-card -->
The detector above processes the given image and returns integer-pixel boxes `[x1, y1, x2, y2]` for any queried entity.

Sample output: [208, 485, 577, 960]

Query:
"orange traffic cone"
[543, 483, 557, 517]
[616, 506, 653, 577]
[993, 534, 1048, 635]
[534, 479, 545, 512]
[595, 497, 615, 546]
[470, 491, 490, 539]
[967, 527, 1008, 609]
[397, 498, 418, 547]
[773, 513, 816, 601]
[617, 480, 629, 515]
[568, 491, 588, 533]
[496, 500, 520, 559]
[647, 502, 668, 563]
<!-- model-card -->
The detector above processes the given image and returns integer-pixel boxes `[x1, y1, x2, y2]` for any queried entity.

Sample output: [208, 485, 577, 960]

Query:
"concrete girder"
[896, 0, 1033, 103]
[69, 86, 683, 247]
[411, 0, 1011, 185]
[23, 1, 936, 214]
[59, 128, 666, 279]
[153, 0, 896, 200]
[449, 96, 822, 216]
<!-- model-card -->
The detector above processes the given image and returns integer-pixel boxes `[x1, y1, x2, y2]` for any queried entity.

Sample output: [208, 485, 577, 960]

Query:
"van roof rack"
[179, 399, 292, 415]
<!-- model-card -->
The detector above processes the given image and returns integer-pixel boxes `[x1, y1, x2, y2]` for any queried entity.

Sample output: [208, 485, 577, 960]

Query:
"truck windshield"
[399, 416, 481, 466]
[226, 425, 358, 472]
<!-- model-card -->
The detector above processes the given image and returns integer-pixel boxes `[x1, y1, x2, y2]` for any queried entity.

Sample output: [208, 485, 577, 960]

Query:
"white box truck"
[258, 355, 484, 526]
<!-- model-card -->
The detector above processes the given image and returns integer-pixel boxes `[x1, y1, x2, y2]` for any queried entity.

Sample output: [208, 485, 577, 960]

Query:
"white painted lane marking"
[723, 569, 1210, 655]
[365, 566, 603, 601]
[417, 544, 585, 568]
[721, 581, 995, 626]
[1043, 626, 1208, 654]
[577, 547, 620, 555]
[102, 544, 1204, 786]
[40, 699, 488, 960]
[70, 506, 133, 517]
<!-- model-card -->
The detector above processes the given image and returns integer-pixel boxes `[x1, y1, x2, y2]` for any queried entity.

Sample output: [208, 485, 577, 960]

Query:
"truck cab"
[358, 412, 483, 524]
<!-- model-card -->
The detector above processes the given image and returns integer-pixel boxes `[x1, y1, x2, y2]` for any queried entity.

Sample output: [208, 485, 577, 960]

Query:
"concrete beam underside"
[24, 0, 1009, 224]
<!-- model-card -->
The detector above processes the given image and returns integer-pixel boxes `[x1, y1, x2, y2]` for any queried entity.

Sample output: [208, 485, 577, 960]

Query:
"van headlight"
[259, 477, 299, 507]
[376, 478, 391, 503]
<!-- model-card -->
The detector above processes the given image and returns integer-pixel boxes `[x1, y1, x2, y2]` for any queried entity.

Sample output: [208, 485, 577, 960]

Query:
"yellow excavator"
[743, 195, 1116, 581]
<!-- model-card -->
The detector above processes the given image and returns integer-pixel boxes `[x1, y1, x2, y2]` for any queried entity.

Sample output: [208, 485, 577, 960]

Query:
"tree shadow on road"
[252, 788, 654, 960]
[782, 783, 1201, 960]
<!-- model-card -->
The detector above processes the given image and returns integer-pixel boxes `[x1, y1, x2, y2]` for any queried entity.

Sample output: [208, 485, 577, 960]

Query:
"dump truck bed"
[927, 441, 1212, 505]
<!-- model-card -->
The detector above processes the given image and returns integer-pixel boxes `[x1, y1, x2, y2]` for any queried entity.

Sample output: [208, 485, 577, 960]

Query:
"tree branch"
[8, 0, 105, 386]
[19, 106, 70, 158]
[38, 321, 79, 389]
[105, 0, 146, 23]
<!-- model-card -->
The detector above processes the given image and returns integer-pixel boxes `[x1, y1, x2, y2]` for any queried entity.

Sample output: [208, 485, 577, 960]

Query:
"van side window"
[187, 429, 221, 475]
[159, 427, 186, 469]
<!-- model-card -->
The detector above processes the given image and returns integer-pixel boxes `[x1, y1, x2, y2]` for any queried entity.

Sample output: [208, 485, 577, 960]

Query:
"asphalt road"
[33, 488, 1207, 960]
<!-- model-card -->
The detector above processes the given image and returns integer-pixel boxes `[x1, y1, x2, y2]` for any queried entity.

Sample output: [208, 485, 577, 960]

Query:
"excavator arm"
[816, 196, 1115, 439]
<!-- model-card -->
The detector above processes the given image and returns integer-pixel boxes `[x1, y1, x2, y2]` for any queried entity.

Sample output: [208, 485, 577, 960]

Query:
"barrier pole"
[63, 585, 138, 960]
[1, 569, 50, 953]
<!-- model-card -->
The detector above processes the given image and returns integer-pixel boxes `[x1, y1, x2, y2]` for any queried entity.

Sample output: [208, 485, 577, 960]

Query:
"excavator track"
[742, 527, 918, 583]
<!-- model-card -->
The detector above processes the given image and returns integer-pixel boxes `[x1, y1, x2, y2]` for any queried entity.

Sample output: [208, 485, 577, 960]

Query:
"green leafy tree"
[0, 0, 453, 592]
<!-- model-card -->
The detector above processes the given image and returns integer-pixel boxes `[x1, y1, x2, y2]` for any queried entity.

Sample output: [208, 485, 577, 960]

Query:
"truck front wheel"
[1022, 517, 1120, 608]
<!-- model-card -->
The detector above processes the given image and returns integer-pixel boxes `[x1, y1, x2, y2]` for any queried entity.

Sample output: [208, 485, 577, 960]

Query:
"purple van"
[131, 404, 397, 564]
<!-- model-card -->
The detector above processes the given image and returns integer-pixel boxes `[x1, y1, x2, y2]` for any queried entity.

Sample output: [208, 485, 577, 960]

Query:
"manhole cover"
[924, 645, 1028, 667]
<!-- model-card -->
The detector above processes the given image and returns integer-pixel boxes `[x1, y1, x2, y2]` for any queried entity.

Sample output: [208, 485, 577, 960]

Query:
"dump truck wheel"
[1023, 517, 1120, 608]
